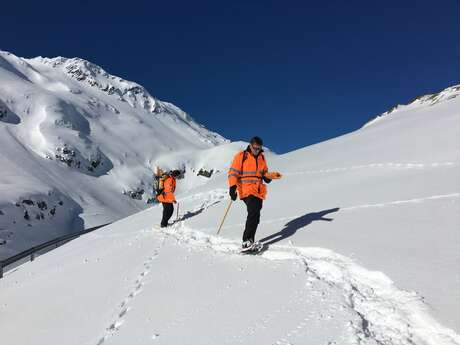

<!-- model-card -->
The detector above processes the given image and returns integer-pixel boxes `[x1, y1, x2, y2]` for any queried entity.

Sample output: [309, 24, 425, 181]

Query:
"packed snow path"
[1, 201, 459, 345]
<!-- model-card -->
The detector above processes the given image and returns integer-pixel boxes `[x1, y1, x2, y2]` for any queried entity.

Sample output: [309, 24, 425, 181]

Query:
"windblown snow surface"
[1, 82, 460, 344]
[0, 50, 230, 259]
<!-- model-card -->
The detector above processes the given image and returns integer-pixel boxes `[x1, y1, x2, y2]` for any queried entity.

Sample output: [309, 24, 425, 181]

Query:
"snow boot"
[241, 240, 265, 254]
[241, 240, 254, 250]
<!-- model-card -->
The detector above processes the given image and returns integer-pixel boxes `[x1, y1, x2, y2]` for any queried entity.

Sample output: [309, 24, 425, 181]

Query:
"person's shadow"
[260, 208, 340, 246]
[176, 200, 223, 222]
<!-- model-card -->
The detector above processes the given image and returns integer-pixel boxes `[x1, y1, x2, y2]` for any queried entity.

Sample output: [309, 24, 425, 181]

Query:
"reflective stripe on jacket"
[228, 148, 268, 200]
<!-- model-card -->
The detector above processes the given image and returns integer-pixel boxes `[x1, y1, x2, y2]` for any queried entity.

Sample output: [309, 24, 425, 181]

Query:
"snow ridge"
[27, 52, 225, 145]
[364, 84, 460, 128]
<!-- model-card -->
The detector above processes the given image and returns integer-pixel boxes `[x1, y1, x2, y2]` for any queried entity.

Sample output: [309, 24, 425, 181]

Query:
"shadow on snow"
[177, 200, 223, 222]
[260, 207, 340, 246]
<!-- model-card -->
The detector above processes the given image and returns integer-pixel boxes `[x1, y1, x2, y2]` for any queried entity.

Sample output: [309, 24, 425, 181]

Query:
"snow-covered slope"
[1, 84, 459, 345]
[0, 50, 233, 259]
[364, 84, 460, 128]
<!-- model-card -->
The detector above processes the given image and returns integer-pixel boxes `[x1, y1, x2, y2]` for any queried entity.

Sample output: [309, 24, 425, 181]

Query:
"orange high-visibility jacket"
[228, 148, 269, 200]
[156, 175, 176, 203]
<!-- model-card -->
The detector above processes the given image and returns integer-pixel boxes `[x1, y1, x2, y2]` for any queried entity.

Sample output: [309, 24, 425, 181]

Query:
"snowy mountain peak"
[0, 50, 231, 257]
[408, 84, 460, 106]
[364, 84, 460, 127]
[31, 55, 171, 115]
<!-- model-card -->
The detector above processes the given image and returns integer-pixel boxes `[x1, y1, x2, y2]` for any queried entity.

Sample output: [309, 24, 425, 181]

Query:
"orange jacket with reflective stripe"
[228, 149, 269, 200]
[156, 175, 176, 203]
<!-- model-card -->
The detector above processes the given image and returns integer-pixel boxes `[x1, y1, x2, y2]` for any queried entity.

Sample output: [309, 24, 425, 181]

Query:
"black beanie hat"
[250, 136, 263, 146]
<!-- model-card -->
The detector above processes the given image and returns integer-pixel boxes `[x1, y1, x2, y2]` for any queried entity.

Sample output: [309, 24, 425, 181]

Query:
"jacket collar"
[246, 145, 263, 157]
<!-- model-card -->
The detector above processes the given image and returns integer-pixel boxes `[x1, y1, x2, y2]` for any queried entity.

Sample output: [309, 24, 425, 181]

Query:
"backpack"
[153, 167, 167, 195]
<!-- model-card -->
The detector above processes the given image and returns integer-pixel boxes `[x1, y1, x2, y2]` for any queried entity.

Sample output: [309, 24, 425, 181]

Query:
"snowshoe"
[240, 241, 265, 254]
[241, 240, 253, 250]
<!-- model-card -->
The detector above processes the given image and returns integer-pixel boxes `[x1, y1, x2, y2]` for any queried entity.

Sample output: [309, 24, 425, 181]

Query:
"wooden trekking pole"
[217, 199, 233, 235]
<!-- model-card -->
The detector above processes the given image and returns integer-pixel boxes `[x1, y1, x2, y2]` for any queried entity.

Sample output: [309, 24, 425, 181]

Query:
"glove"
[264, 171, 282, 180]
[229, 185, 237, 201]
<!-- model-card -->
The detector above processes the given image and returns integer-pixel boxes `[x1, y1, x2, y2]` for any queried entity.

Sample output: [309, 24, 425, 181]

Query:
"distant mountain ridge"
[0, 50, 229, 258]
[364, 84, 460, 127]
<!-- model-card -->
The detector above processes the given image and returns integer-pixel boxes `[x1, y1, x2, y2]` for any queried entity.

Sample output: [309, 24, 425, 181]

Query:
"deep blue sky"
[2, 1, 460, 153]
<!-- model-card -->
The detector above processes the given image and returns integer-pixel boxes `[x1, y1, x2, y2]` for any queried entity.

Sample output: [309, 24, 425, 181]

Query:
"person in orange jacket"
[228, 136, 277, 250]
[156, 170, 181, 227]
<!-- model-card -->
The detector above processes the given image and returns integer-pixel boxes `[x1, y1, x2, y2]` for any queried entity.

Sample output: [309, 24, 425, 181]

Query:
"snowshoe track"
[284, 161, 456, 177]
[160, 223, 460, 345]
[217, 192, 460, 232]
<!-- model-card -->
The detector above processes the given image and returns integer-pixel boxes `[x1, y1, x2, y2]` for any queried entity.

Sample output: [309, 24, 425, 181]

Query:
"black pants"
[242, 195, 263, 242]
[161, 202, 174, 227]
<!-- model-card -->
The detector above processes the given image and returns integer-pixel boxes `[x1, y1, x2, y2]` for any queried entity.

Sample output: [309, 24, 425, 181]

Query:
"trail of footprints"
[95, 173, 459, 345]
[284, 161, 456, 176]
[95, 247, 161, 345]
